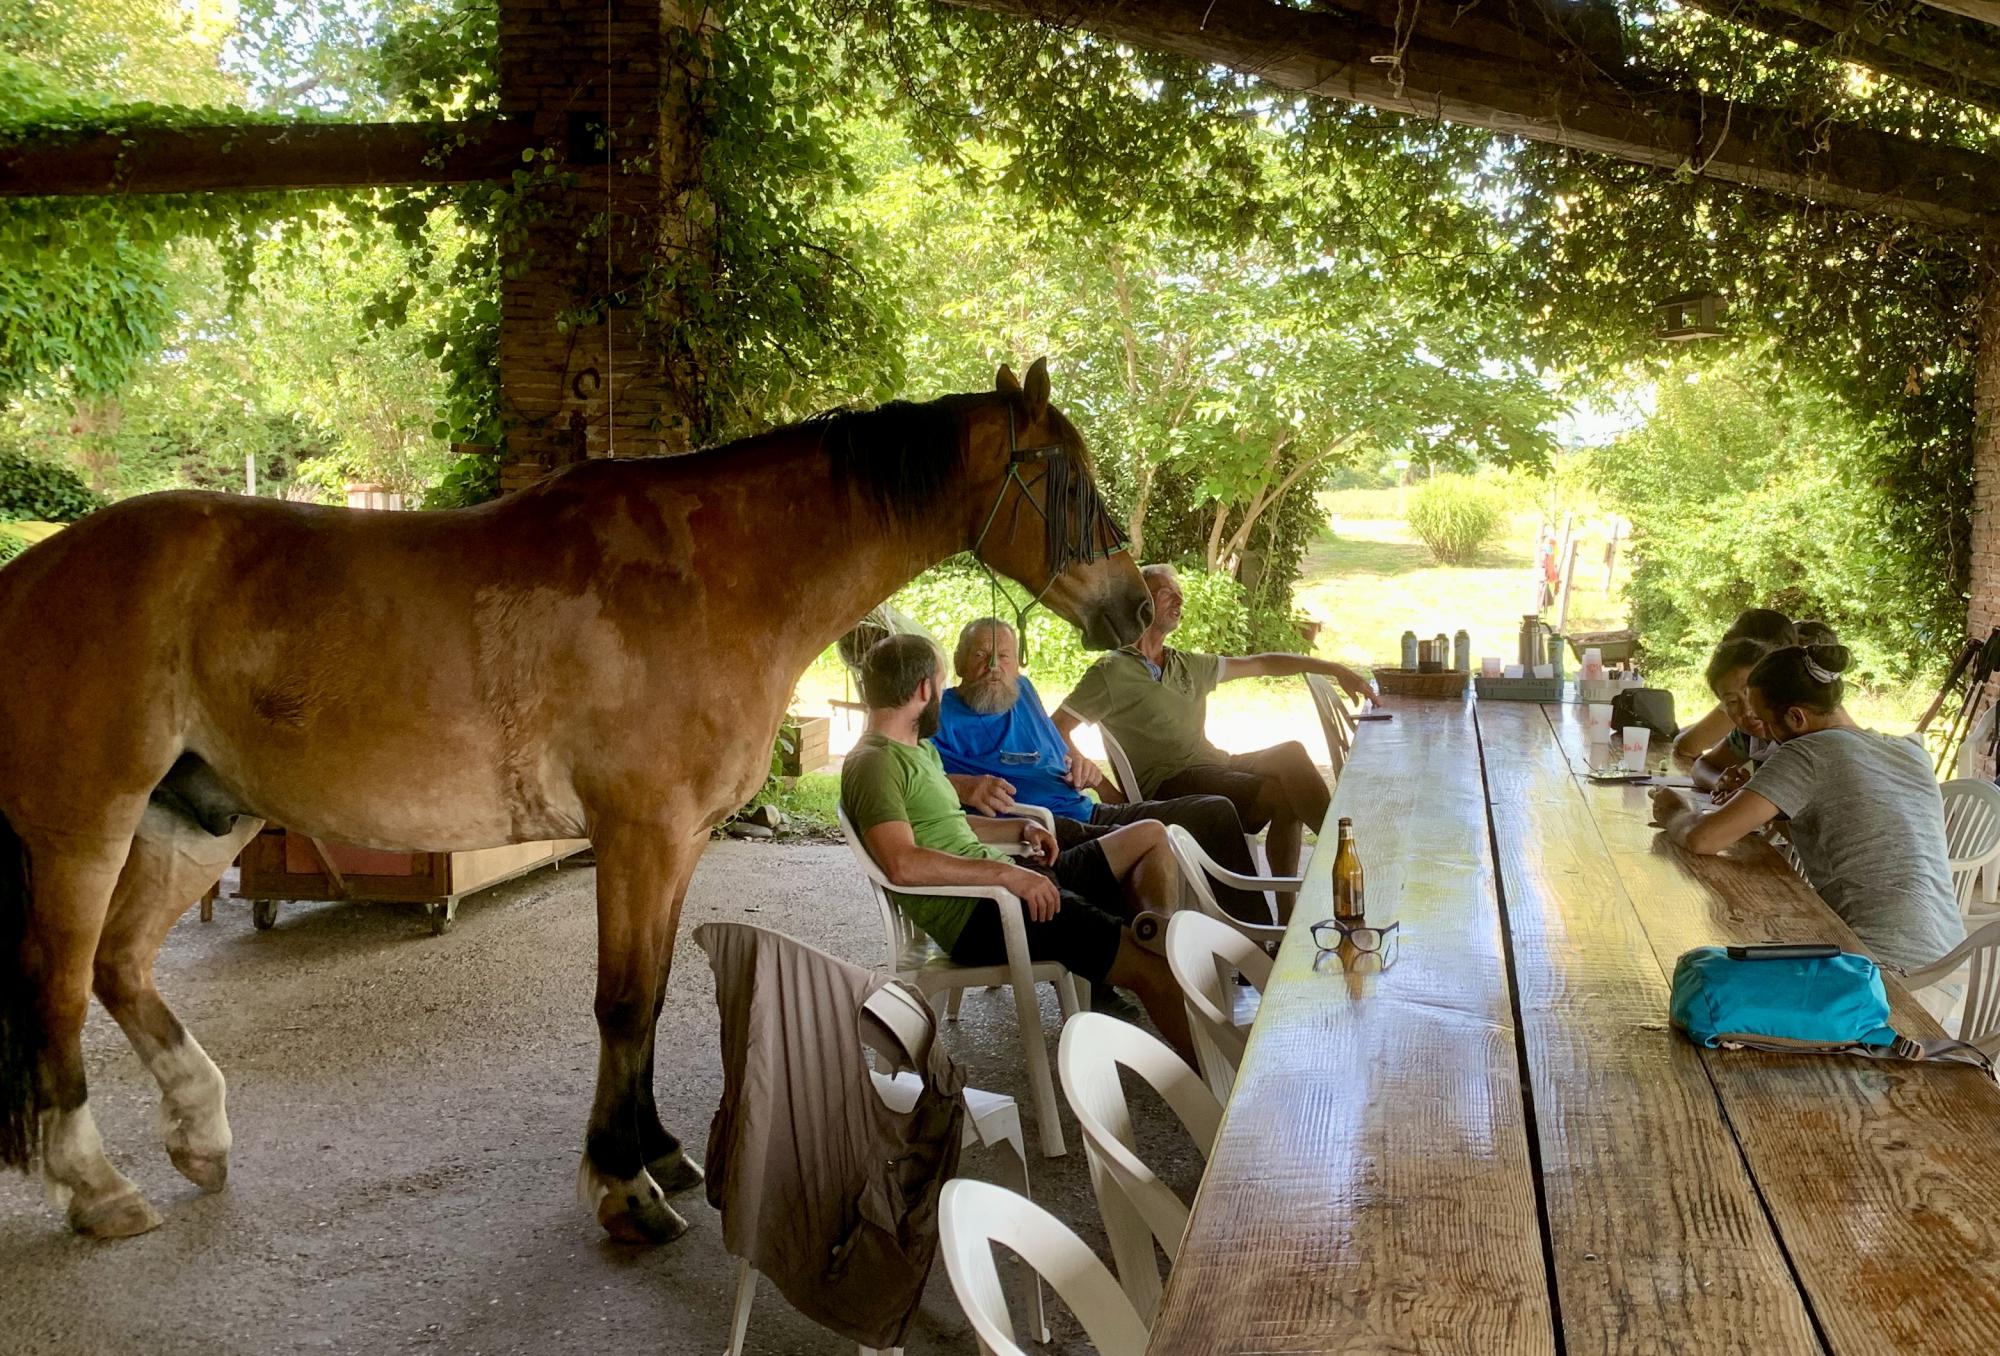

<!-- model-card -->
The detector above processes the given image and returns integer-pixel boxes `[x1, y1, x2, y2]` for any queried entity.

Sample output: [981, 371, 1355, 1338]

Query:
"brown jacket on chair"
[696, 922, 966, 1349]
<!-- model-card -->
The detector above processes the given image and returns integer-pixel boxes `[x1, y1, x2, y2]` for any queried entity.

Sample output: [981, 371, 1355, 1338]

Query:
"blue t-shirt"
[932, 678, 1094, 822]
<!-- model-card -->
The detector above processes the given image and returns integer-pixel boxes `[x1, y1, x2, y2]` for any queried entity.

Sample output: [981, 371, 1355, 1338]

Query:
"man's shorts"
[1156, 753, 1276, 833]
[945, 850, 1125, 984]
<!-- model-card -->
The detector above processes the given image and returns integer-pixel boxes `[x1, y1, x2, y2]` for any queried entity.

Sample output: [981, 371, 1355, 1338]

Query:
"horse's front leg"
[578, 820, 705, 1243]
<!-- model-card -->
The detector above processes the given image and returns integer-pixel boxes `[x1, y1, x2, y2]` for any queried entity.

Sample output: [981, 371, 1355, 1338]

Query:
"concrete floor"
[0, 840, 1203, 1356]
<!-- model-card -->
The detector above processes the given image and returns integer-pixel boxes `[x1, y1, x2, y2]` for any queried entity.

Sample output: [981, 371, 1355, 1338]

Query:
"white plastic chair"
[1096, 723, 1271, 878]
[1303, 672, 1355, 782]
[1900, 916, 2000, 1059]
[727, 982, 1047, 1354]
[939, 1178, 1150, 1356]
[838, 807, 1082, 1156]
[1162, 824, 1297, 942]
[1057, 1011, 1223, 1322]
[1164, 910, 1272, 1103]
[1941, 778, 2000, 917]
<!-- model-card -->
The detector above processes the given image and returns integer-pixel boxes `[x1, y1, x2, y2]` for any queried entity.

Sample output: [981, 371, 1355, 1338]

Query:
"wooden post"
[1965, 262, 2000, 778]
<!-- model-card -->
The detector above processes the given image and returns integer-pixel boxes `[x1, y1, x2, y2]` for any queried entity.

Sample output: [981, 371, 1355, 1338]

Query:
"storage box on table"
[1373, 668, 1468, 699]
[1475, 675, 1563, 702]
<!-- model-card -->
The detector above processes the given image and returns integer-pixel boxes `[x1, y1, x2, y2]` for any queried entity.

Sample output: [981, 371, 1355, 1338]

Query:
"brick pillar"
[1961, 269, 2000, 777]
[496, 0, 718, 494]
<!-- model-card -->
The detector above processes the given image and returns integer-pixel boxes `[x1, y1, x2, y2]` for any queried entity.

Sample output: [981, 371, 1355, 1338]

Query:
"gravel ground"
[0, 839, 1204, 1356]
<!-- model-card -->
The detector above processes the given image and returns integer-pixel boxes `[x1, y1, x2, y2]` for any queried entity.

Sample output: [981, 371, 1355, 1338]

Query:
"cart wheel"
[429, 902, 455, 937]
[252, 900, 278, 931]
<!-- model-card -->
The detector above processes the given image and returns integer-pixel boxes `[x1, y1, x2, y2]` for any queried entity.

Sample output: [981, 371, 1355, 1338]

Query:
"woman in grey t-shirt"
[1650, 644, 1964, 973]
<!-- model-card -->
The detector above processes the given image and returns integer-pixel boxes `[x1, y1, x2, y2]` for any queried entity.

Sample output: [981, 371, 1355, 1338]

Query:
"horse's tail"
[0, 807, 38, 1171]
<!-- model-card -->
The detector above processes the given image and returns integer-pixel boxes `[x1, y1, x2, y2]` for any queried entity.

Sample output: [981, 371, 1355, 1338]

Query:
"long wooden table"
[1149, 699, 2000, 1354]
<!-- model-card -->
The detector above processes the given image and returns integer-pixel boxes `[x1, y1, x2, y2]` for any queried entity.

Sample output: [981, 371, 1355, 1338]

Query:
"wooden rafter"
[1673, 0, 2000, 112]
[940, 0, 2000, 229]
[1917, 0, 2000, 24]
[0, 119, 539, 197]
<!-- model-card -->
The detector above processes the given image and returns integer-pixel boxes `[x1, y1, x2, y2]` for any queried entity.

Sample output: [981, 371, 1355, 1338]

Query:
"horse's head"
[969, 359, 1151, 650]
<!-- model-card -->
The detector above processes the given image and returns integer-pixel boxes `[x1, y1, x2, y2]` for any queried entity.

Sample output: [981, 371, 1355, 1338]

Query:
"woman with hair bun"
[1671, 608, 1799, 775]
[1651, 643, 1964, 977]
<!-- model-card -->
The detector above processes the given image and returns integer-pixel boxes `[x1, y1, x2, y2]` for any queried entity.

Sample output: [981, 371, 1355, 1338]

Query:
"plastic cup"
[1587, 703, 1613, 740]
[1622, 726, 1651, 771]
[1482, 656, 1503, 678]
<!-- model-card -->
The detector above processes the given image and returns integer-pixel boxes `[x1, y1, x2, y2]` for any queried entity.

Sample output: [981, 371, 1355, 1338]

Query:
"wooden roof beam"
[1916, 0, 2000, 25]
[941, 0, 2000, 230]
[0, 119, 540, 197]
[1670, 0, 2000, 113]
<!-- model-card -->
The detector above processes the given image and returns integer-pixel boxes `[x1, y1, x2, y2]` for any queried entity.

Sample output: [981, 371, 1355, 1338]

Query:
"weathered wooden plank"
[1542, 703, 2000, 1353]
[1477, 701, 1820, 1354]
[1149, 700, 1554, 1355]
[0, 120, 539, 197]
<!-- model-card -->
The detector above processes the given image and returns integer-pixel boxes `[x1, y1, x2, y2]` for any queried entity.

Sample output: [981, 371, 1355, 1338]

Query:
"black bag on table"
[1611, 688, 1678, 743]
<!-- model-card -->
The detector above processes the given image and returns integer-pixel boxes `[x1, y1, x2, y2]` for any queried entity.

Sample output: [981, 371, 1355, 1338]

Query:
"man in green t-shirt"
[841, 634, 1193, 1063]
[1054, 563, 1376, 875]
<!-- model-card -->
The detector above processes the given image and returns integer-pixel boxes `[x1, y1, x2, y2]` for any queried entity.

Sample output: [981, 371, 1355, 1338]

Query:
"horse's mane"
[806, 391, 990, 521]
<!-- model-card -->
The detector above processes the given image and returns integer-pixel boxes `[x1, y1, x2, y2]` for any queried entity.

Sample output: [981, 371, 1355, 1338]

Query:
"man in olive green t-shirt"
[841, 633, 1192, 1062]
[1054, 563, 1376, 875]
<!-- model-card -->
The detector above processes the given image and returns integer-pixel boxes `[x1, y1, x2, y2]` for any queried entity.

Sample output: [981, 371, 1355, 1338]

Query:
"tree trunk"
[1964, 260, 2000, 777]
[1129, 461, 1155, 562]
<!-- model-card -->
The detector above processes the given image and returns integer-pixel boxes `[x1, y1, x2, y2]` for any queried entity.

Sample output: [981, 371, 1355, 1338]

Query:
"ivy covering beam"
[1669, 0, 2000, 111]
[0, 119, 539, 197]
[940, 0, 2000, 229]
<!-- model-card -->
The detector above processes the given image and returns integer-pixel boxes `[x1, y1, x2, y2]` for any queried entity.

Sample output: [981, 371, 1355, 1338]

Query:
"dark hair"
[1721, 608, 1796, 647]
[1792, 618, 1838, 648]
[1747, 644, 1852, 717]
[1704, 636, 1774, 693]
[859, 633, 940, 709]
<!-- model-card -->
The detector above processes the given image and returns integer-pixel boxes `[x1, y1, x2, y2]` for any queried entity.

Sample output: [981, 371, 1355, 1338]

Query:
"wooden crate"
[1373, 667, 1468, 699]
[234, 828, 589, 935]
[781, 715, 832, 776]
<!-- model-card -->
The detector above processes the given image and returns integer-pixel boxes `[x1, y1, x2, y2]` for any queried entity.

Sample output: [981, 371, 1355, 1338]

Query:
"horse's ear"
[995, 364, 1021, 393]
[1024, 357, 1051, 421]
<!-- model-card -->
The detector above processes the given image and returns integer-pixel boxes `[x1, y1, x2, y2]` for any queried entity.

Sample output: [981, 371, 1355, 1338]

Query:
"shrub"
[0, 448, 103, 524]
[1591, 354, 1959, 694]
[1405, 474, 1504, 565]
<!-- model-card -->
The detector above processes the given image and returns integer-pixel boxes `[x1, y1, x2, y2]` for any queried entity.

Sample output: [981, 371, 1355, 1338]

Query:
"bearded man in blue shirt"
[932, 617, 1265, 918]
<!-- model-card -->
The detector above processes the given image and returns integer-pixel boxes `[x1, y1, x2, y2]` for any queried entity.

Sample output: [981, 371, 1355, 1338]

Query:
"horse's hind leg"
[14, 823, 161, 1238]
[94, 806, 261, 1195]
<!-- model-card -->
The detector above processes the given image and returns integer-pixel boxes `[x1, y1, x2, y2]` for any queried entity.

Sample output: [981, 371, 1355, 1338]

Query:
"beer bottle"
[1333, 818, 1365, 923]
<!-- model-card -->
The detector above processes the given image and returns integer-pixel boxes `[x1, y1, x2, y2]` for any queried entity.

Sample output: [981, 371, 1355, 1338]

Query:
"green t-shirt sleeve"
[1058, 660, 1113, 722]
[841, 748, 912, 833]
[1187, 651, 1223, 697]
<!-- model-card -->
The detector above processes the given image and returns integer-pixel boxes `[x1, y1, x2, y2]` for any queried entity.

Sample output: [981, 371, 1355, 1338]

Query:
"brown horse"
[0, 359, 1147, 1242]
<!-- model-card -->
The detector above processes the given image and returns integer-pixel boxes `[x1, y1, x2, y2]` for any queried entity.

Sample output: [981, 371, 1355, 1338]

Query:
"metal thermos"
[1401, 630, 1418, 670]
[1454, 629, 1470, 673]
[1518, 614, 1541, 669]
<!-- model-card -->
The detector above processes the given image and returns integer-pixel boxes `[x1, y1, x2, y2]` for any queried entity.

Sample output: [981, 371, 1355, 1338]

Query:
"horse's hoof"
[598, 1187, 688, 1245]
[647, 1149, 705, 1195]
[70, 1188, 163, 1240]
[170, 1147, 229, 1193]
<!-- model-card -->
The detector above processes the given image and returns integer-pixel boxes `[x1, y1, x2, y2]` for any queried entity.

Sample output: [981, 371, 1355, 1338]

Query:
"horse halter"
[968, 400, 1131, 650]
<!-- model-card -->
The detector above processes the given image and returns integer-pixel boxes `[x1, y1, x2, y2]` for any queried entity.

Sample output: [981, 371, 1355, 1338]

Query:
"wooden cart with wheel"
[231, 828, 590, 935]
